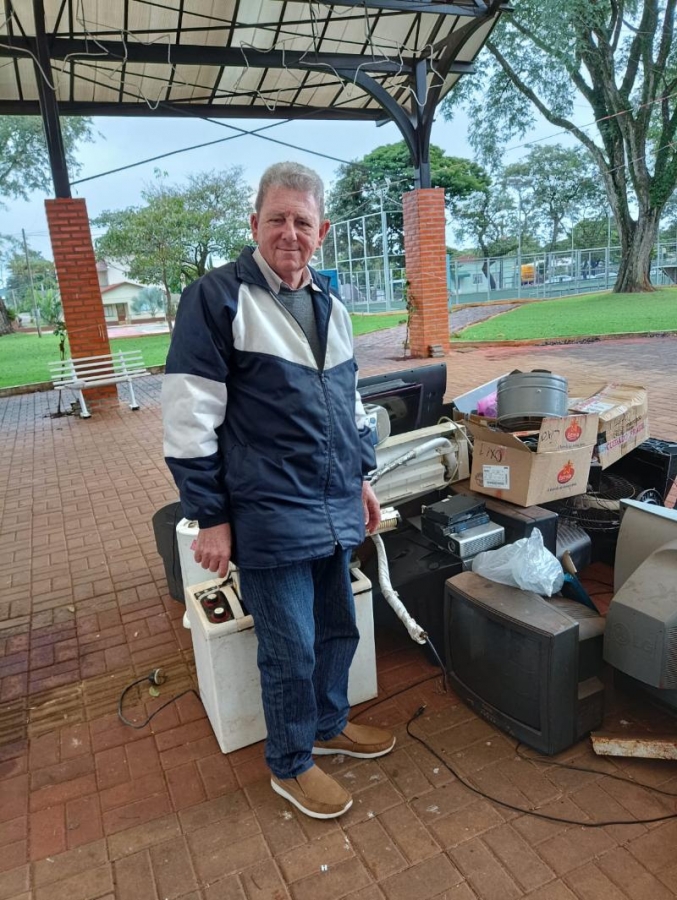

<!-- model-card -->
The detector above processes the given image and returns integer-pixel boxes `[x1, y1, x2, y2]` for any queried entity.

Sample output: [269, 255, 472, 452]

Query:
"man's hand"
[362, 481, 381, 534]
[194, 523, 232, 578]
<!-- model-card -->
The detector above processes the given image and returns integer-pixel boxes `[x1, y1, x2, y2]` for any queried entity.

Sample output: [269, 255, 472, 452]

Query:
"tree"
[179, 170, 252, 281]
[326, 142, 490, 256]
[35, 288, 63, 326]
[94, 169, 251, 330]
[449, 175, 541, 287]
[442, 0, 677, 293]
[504, 146, 606, 250]
[0, 117, 94, 203]
[0, 298, 12, 335]
[132, 285, 164, 317]
[5, 245, 58, 312]
[95, 191, 185, 332]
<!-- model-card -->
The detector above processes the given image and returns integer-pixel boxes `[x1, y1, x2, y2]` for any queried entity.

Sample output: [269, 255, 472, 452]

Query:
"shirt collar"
[253, 247, 319, 292]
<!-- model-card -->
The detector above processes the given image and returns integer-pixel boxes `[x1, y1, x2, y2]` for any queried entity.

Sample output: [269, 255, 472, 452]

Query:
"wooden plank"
[591, 731, 677, 760]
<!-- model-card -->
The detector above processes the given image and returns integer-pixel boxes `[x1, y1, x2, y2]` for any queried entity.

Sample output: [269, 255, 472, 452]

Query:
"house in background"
[96, 260, 169, 323]
[99, 280, 146, 324]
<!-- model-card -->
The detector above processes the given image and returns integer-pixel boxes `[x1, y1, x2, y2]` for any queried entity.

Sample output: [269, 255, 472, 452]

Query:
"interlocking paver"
[149, 836, 198, 898]
[347, 817, 408, 880]
[564, 861, 629, 900]
[102, 791, 172, 835]
[238, 858, 293, 899]
[29, 804, 66, 861]
[626, 820, 677, 872]
[378, 853, 465, 900]
[106, 813, 181, 860]
[188, 824, 269, 883]
[596, 846, 676, 900]
[113, 850, 155, 900]
[379, 804, 441, 865]
[33, 863, 114, 900]
[449, 839, 522, 900]
[32, 838, 108, 886]
[428, 800, 505, 849]
[481, 824, 555, 893]
[0, 865, 29, 900]
[276, 829, 356, 883]
[2, 335, 677, 900]
[289, 855, 372, 900]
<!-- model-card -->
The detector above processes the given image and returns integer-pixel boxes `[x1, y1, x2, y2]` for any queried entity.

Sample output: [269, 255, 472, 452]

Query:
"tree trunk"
[163, 283, 174, 334]
[481, 258, 496, 289]
[0, 299, 12, 335]
[614, 209, 661, 293]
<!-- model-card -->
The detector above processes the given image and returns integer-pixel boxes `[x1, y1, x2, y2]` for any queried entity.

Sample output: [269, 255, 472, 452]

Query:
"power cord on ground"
[348, 635, 677, 827]
[406, 711, 677, 826]
[117, 668, 201, 730]
[117, 647, 677, 825]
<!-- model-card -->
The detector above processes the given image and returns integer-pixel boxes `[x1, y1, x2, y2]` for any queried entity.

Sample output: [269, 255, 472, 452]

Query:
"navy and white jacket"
[161, 246, 376, 568]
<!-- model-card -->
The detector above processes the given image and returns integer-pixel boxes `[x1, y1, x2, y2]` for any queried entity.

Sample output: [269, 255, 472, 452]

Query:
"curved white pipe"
[370, 437, 455, 486]
[370, 533, 427, 645]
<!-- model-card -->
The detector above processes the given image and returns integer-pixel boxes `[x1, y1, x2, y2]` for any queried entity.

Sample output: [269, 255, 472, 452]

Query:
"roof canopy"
[1, 1, 505, 194]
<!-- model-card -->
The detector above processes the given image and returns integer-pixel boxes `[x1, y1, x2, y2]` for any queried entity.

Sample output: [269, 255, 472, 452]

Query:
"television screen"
[358, 363, 447, 435]
[445, 572, 605, 754]
[450, 599, 543, 731]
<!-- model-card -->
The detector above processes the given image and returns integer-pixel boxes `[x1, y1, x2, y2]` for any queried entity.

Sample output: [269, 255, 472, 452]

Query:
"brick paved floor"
[1, 334, 677, 900]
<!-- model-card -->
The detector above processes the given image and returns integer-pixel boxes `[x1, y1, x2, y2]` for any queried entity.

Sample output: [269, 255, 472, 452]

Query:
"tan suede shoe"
[270, 764, 353, 819]
[312, 721, 396, 759]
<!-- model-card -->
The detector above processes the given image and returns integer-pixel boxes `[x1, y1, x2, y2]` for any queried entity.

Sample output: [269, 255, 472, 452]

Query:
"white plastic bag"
[471, 529, 564, 597]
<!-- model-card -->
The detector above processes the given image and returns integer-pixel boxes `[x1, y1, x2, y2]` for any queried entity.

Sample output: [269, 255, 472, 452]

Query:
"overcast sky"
[0, 105, 570, 264]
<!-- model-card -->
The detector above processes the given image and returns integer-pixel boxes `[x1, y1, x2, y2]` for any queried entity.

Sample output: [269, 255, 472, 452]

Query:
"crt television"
[357, 363, 447, 436]
[444, 571, 605, 755]
[603, 500, 677, 713]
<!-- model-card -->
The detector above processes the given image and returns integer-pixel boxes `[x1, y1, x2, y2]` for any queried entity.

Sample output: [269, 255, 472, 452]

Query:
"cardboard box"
[469, 414, 597, 507]
[569, 383, 649, 469]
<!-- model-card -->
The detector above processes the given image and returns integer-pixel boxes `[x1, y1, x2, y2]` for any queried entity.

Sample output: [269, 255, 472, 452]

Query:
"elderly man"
[162, 161, 395, 819]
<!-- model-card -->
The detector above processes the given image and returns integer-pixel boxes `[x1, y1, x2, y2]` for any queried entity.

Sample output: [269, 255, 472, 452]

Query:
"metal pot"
[497, 370, 568, 429]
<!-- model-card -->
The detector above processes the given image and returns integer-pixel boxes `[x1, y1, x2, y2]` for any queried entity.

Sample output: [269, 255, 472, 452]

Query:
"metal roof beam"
[0, 37, 415, 74]
[0, 36, 476, 75]
[316, 1, 486, 17]
[0, 100, 385, 120]
[31, 0, 71, 198]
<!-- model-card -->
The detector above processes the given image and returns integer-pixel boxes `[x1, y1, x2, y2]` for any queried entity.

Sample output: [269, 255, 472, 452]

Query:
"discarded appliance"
[186, 567, 377, 754]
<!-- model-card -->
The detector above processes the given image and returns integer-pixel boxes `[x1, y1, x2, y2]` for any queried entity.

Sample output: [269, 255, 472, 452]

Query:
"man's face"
[251, 185, 330, 289]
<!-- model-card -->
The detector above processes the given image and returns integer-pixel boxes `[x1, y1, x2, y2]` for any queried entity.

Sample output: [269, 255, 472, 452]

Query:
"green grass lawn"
[0, 312, 404, 389]
[455, 286, 677, 341]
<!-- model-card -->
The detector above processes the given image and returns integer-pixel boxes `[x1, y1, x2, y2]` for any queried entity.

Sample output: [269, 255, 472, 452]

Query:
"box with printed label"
[468, 415, 597, 507]
[568, 382, 649, 469]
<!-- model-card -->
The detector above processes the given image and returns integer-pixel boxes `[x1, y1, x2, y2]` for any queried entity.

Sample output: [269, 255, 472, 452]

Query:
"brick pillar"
[402, 188, 450, 358]
[45, 198, 116, 402]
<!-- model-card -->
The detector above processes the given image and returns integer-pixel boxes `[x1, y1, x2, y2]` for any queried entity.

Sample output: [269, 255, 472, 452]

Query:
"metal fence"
[316, 212, 406, 313]
[316, 209, 677, 312]
[449, 239, 677, 304]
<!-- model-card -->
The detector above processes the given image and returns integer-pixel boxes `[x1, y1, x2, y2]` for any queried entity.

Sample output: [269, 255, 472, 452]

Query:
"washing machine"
[186, 567, 378, 754]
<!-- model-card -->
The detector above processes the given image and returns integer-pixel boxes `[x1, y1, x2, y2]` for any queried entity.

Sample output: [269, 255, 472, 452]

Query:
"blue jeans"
[238, 547, 359, 779]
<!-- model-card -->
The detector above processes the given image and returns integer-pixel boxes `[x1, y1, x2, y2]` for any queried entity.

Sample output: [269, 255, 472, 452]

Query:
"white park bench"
[48, 350, 148, 418]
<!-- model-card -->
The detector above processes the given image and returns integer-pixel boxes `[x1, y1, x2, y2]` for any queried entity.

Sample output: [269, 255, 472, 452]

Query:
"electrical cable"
[514, 742, 677, 799]
[117, 668, 200, 729]
[69, 120, 294, 186]
[350, 672, 444, 722]
[406, 709, 677, 826]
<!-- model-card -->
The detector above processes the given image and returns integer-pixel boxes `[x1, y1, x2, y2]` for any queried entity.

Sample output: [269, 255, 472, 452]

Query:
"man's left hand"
[362, 481, 381, 534]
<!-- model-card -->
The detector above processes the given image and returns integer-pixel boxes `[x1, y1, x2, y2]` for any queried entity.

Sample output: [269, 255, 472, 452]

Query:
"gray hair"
[255, 162, 326, 219]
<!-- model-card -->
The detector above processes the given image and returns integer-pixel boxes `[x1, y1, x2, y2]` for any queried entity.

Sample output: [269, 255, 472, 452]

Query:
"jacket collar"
[234, 245, 331, 297]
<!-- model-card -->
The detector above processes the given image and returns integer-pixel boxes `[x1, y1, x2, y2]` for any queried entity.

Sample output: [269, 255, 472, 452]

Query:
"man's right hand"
[194, 523, 232, 578]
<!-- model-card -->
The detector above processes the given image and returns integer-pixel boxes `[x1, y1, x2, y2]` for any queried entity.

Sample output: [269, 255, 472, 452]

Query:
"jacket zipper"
[268, 290, 338, 543]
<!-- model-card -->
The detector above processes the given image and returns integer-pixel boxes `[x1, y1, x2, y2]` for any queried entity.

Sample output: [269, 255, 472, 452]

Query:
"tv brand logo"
[557, 461, 575, 484]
